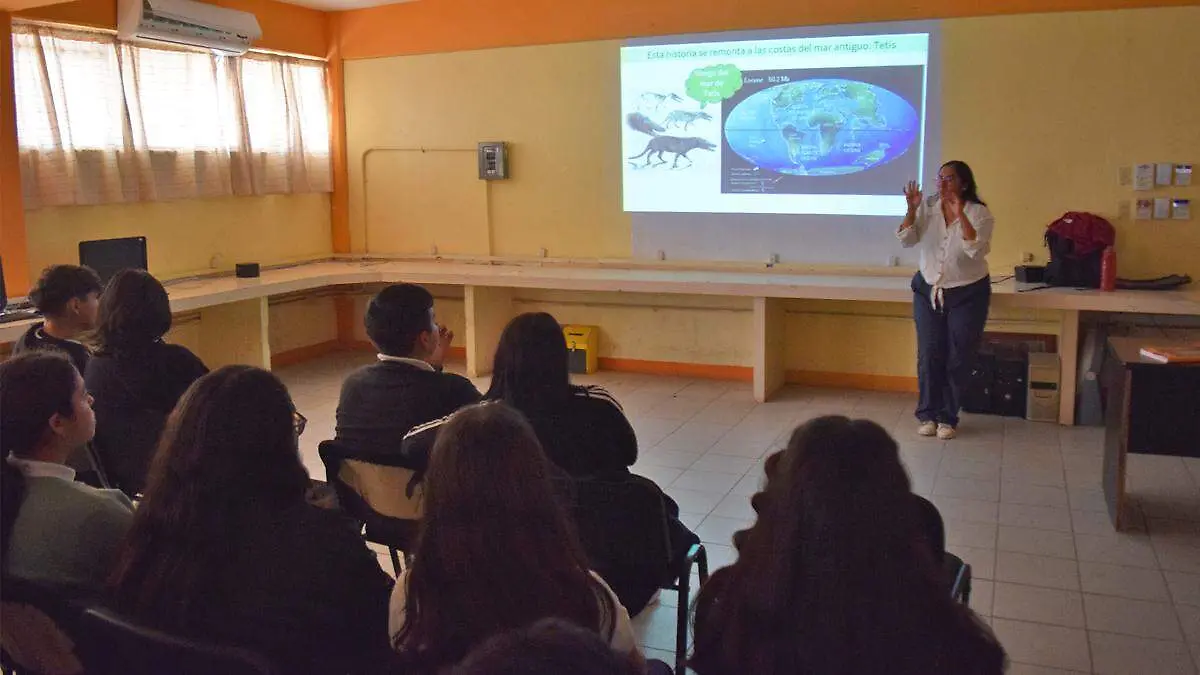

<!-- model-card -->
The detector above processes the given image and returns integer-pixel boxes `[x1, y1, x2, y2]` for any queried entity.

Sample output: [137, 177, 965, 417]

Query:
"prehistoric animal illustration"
[626, 112, 666, 137]
[628, 136, 717, 169]
[640, 92, 684, 110]
[663, 110, 713, 131]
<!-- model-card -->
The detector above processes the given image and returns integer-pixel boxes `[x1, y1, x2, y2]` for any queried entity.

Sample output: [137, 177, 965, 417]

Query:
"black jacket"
[401, 385, 637, 475]
[335, 360, 481, 459]
[84, 342, 208, 494]
[12, 322, 91, 375]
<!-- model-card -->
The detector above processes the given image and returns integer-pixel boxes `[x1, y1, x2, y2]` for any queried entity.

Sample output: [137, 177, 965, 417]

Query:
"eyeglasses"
[293, 411, 308, 437]
[936, 174, 957, 183]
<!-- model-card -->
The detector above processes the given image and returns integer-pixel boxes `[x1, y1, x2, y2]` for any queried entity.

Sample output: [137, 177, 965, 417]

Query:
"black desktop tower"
[962, 346, 1028, 417]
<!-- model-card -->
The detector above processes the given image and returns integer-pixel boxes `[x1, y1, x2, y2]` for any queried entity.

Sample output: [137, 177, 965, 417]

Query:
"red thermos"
[1100, 246, 1117, 292]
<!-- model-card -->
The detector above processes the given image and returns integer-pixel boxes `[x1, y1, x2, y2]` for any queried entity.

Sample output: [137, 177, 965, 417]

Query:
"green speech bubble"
[685, 64, 743, 109]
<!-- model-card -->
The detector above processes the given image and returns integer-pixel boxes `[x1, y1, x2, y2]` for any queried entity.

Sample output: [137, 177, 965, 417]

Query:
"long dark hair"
[484, 313, 571, 409]
[942, 160, 986, 206]
[453, 618, 640, 675]
[95, 269, 172, 356]
[0, 352, 79, 559]
[690, 415, 1005, 675]
[109, 366, 310, 627]
[395, 403, 613, 669]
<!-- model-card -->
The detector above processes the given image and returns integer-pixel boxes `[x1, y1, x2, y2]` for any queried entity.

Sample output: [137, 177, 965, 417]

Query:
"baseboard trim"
[785, 369, 918, 393]
[597, 357, 753, 381]
[332, 340, 466, 360]
[271, 340, 343, 369]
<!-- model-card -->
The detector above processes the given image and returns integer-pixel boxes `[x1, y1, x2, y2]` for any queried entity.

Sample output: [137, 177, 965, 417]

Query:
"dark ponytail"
[0, 352, 80, 560]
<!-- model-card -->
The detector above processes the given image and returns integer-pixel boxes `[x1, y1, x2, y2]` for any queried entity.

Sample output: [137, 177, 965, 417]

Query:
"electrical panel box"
[478, 142, 509, 180]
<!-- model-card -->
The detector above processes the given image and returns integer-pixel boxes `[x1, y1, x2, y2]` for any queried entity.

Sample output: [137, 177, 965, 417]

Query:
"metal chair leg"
[675, 566, 690, 675]
[388, 547, 402, 576]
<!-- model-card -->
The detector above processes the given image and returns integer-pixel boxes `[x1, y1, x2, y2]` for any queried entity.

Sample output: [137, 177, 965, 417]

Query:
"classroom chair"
[318, 440, 424, 575]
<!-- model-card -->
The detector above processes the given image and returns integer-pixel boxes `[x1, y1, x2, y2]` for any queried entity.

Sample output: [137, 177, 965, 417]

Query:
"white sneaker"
[936, 424, 957, 440]
[917, 421, 937, 437]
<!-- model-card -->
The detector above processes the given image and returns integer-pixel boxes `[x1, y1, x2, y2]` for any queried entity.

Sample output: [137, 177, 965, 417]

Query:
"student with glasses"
[897, 161, 995, 441]
[110, 366, 393, 675]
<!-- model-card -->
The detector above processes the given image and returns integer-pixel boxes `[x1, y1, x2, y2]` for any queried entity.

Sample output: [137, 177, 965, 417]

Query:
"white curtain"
[12, 23, 332, 208]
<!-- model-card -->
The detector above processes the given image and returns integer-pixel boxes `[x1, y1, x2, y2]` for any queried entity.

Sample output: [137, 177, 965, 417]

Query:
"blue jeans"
[912, 273, 991, 427]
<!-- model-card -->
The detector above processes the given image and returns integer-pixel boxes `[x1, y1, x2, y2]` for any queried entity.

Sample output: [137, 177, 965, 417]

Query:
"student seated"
[389, 403, 643, 672]
[404, 312, 698, 615]
[109, 366, 393, 675]
[453, 618, 652, 675]
[13, 264, 103, 374]
[689, 415, 1006, 675]
[0, 352, 133, 593]
[335, 283, 481, 458]
[84, 269, 208, 495]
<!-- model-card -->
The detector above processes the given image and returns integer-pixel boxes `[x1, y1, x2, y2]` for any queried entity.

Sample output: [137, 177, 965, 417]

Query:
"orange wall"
[17, 0, 328, 57]
[0, 14, 29, 295]
[335, 0, 1196, 59]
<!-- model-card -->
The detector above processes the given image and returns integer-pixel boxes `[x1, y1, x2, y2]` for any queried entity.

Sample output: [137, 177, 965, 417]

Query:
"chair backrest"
[571, 473, 672, 572]
[75, 606, 275, 675]
[0, 577, 86, 675]
[318, 441, 424, 522]
[912, 494, 947, 563]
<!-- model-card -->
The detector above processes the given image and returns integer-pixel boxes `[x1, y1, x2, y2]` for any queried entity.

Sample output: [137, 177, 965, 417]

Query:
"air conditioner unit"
[118, 0, 262, 56]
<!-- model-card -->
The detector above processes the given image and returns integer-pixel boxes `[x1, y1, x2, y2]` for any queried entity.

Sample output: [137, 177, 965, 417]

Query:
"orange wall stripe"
[325, 12, 350, 254]
[17, 0, 328, 57]
[0, 13, 31, 295]
[598, 357, 753, 382]
[785, 370, 919, 393]
[334, 0, 1195, 60]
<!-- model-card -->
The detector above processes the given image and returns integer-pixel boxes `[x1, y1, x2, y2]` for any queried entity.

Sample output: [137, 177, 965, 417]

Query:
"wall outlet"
[539, 247, 548, 258]
[656, 250, 666, 261]
[769, 253, 780, 264]
[1118, 166, 1132, 186]
[209, 254, 224, 269]
[886, 255, 899, 267]
[430, 244, 438, 256]
[1020, 251, 1035, 263]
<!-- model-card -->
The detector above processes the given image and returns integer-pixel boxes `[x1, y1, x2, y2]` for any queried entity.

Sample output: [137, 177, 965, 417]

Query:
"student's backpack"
[1043, 212, 1115, 288]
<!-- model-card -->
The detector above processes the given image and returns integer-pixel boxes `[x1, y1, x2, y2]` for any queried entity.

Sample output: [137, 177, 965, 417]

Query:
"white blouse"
[897, 198, 994, 307]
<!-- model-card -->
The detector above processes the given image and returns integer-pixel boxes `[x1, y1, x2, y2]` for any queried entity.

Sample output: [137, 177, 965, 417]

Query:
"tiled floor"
[278, 352, 1200, 674]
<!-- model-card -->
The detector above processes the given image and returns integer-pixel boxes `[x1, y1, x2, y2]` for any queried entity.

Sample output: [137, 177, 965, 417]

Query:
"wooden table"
[1104, 337, 1200, 529]
[4, 258, 1199, 420]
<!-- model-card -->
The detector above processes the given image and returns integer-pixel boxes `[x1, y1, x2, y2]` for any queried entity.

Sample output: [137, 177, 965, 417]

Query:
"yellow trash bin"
[563, 324, 598, 374]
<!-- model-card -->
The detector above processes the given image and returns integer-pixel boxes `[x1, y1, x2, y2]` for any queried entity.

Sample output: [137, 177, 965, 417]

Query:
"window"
[12, 23, 331, 207]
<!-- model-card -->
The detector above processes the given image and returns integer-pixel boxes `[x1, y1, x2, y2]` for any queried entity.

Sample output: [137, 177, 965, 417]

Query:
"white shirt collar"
[6, 455, 77, 482]
[377, 354, 435, 372]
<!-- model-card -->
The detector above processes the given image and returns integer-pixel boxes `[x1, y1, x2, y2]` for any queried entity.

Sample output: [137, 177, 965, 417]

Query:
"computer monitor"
[79, 237, 148, 286]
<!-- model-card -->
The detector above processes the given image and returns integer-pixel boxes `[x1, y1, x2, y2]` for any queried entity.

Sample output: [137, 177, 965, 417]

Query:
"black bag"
[1044, 232, 1103, 288]
[1043, 212, 1115, 288]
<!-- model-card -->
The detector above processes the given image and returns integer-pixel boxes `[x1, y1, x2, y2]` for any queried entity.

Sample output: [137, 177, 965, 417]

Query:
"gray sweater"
[5, 476, 134, 592]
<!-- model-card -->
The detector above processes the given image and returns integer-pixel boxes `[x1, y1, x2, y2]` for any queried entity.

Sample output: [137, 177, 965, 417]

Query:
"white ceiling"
[281, 0, 416, 11]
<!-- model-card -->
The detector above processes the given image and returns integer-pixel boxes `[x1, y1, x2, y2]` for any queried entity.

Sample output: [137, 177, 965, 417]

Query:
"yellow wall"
[345, 6, 1199, 276]
[24, 194, 333, 281]
[342, 6, 1200, 377]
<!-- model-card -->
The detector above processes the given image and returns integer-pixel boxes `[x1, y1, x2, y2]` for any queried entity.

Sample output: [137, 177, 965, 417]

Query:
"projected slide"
[621, 33, 930, 216]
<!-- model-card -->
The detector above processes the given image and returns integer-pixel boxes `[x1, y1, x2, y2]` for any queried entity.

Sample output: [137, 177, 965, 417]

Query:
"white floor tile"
[995, 551, 1080, 590]
[992, 582, 1085, 628]
[1075, 532, 1159, 569]
[1089, 632, 1196, 675]
[1079, 561, 1170, 602]
[1000, 503, 1073, 532]
[991, 618, 1091, 672]
[1083, 594, 1183, 641]
[998, 525, 1077, 560]
[693, 515, 754, 546]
